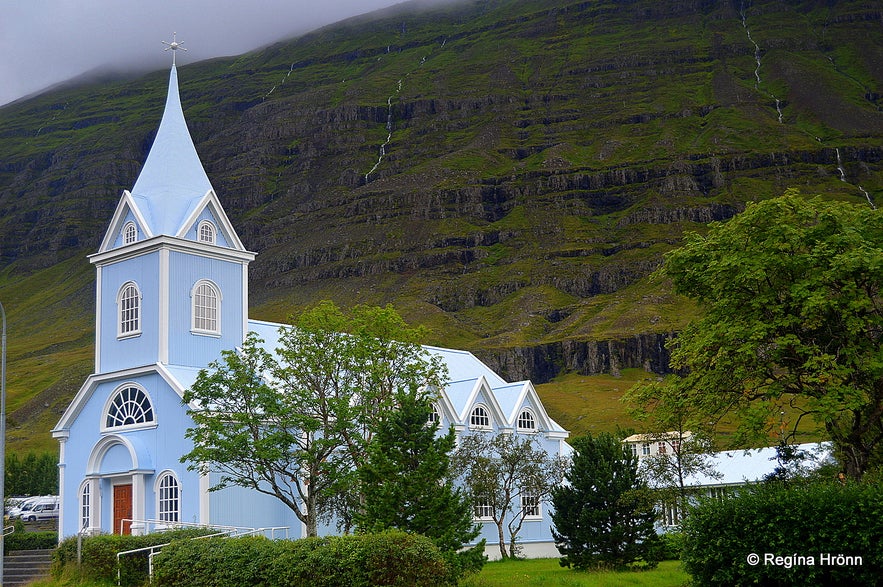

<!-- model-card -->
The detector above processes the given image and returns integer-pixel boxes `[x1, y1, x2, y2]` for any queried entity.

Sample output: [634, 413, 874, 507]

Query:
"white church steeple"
[128, 64, 214, 237]
[90, 55, 254, 374]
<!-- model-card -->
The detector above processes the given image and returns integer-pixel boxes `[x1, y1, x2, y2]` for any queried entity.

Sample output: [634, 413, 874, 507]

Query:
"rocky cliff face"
[0, 0, 881, 416]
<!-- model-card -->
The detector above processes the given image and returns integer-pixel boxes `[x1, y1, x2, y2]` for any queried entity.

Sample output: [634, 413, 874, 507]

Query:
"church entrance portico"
[85, 435, 154, 535]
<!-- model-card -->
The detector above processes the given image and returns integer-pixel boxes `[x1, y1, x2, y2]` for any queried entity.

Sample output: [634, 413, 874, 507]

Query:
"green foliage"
[152, 531, 451, 587]
[6, 451, 59, 496]
[54, 529, 217, 587]
[356, 393, 484, 581]
[551, 433, 663, 570]
[659, 192, 883, 478]
[658, 531, 684, 561]
[181, 301, 447, 536]
[681, 482, 883, 586]
[6, 527, 58, 551]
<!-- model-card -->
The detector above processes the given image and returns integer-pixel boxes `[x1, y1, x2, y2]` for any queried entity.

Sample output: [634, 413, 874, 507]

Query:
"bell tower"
[90, 43, 255, 374]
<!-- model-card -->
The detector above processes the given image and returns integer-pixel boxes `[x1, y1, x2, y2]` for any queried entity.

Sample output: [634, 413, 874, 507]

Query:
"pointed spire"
[130, 65, 213, 236]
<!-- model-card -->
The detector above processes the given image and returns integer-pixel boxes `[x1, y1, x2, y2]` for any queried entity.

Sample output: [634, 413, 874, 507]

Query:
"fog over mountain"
[0, 0, 414, 106]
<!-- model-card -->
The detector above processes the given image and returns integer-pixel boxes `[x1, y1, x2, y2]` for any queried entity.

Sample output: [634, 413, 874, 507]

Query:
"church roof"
[245, 319, 568, 436]
[130, 65, 214, 236]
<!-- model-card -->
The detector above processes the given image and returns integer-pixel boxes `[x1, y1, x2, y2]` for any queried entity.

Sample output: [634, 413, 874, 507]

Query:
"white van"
[10, 496, 59, 521]
[8, 496, 41, 519]
[24, 497, 60, 522]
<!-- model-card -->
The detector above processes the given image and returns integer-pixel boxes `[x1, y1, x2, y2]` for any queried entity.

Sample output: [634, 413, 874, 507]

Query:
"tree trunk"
[306, 489, 318, 537]
[495, 520, 508, 560]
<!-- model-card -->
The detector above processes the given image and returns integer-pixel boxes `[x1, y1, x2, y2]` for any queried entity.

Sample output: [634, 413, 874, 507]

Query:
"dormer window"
[517, 409, 536, 432]
[428, 403, 441, 426]
[470, 405, 491, 430]
[123, 222, 137, 245]
[198, 220, 216, 245]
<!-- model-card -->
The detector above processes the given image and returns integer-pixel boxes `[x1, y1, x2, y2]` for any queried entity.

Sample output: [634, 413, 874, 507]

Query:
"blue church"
[53, 61, 570, 557]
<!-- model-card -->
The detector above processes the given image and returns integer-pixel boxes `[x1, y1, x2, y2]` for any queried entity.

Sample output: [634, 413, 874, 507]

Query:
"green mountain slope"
[1, 0, 881, 452]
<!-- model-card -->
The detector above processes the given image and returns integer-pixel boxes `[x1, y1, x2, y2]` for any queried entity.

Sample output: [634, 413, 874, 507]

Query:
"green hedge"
[153, 530, 453, 587]
[6, 530, 58, 551]
[54, 528, 218, 586]
[681, 482, 883, 585]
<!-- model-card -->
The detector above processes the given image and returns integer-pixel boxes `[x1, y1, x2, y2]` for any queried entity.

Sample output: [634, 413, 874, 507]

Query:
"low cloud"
[0, 0, 409, 106]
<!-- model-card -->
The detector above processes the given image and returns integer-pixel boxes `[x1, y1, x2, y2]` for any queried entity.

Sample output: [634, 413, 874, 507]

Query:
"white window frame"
[642, 442, 651, 456]
[197, 220, 216, 245]
[428, 403, 441, 426]
[520, 493, 541, 519]
[102, 383, 156, 432]
[469, 404, 491, 430]
[122, 221, 137, 245]
[156, 471, 181, 524]
[80, 480, 92, 531]
[191, 279, 221, 336]
[473, 496, 494, 520]
[117, 281, 142, 338]
[516, 408, 536, 432]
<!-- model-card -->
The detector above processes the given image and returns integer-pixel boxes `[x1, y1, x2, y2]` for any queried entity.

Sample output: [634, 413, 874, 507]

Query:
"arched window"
[105, 385, 154, 430]
[118, 282, 141, 337]
[197, 220, 216, 245]
[191, 280, 221, 334]
[517, 409, 536, 432]
[122, 222, 137, 245]
[428, 403, 441, 426]
[156, 472, 181, 523]
[80, 482, 92, 530]
[470, 405, 491, 429]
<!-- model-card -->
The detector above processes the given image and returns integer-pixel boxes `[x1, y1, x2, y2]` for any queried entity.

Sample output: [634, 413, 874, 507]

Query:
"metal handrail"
[3, 524, 13, 536]
[113, 521, 290, 585]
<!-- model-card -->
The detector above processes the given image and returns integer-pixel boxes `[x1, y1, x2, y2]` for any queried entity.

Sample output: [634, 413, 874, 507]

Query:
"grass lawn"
[461, 558, 689, 587]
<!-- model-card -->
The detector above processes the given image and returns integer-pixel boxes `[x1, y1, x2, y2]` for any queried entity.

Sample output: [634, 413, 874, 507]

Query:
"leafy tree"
[657, 192, 883, 479]
[551, 432, 662, 570]
[182, 302, 447, 536]
[356, 393, 484, 581]
[453, 432, 566, 560]
[624, 381, 721, 520]
[5, 452, 58, 496]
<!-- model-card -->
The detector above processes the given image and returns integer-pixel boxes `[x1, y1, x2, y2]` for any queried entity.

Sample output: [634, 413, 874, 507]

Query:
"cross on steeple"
[162, 32, 187, 65]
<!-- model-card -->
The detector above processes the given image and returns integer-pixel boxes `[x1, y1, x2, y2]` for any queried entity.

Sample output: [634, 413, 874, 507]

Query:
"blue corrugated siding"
[208, 476, 300, 533]
[99, 253, 161, 373]
[167, 251, 244, 367]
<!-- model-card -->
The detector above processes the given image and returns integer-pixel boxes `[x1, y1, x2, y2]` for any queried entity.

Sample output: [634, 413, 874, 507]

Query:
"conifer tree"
[551, 432, 662, 570]
[357, 393, 485, 581]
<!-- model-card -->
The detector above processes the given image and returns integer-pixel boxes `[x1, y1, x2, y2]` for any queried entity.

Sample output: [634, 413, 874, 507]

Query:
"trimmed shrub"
[153, 535, 280, 587]
[681, 482, 883, 586]
[54, 528, 218, 586]
[153, 530, 452, 587]
[6, 530, 58, 551]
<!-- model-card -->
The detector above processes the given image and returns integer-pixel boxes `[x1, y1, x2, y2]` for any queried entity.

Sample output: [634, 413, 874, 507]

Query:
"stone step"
[3, 549, 55, 587]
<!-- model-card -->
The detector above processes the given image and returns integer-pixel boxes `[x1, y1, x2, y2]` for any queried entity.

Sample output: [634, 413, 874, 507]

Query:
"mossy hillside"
[1, 0, 881, 453]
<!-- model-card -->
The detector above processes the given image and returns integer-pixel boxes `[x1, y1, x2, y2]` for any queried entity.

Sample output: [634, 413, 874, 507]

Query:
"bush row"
[681, 481, 883, 586]
[152, 530, 453, 587]
[6, 530, 58, 551]
[54, 528, 218, 586]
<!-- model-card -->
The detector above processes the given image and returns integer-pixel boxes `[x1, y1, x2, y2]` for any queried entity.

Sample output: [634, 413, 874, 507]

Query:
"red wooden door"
[113, 484, 133, 535]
